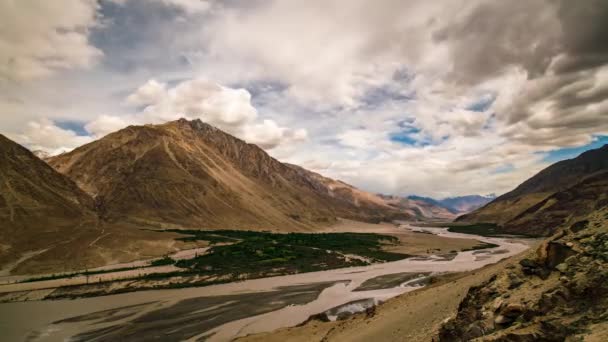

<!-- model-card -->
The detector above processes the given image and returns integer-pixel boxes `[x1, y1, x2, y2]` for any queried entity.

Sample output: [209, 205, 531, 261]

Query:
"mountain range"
[407, 195, 495, 214]
[458, 144, 608, 236]
[2, 118, 606, 274]
[0, 119, 453, 273]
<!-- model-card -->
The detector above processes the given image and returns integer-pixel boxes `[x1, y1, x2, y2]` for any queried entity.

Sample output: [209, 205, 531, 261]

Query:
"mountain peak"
[47, 120, 408, 229]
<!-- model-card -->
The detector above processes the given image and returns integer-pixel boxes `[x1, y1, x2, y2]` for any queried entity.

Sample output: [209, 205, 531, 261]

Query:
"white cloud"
[0, 0, 102, 81]
[3, 0, 608, 198]
[85, 115, 129, 138]
[10, 119, 93, 155]
[126, 79, 167, 106]
[88, 78, 308, 150]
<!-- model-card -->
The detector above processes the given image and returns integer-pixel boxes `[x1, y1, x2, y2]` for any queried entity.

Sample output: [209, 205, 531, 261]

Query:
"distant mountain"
[457, 144, 608, 236]
[48, 119, 409, 230]
[379, 195, 457, 220]
[407, 194, 495, 214]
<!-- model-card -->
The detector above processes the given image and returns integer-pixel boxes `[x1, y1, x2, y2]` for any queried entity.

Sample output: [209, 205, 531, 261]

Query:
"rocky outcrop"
[438, 208, 608, 341]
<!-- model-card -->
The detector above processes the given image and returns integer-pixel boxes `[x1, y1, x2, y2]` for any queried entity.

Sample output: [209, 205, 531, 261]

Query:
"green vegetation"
[21, 230, 410, 290]
[170, 230, 410, 277]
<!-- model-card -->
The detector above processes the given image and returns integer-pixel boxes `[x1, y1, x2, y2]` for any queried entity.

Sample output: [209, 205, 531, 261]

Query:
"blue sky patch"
[491, 164, 515, 174]
[542, 135, 608, 163]
[55, 120, 89, 136]
[466, 93, 496, 112]
[389, 129, 429, 146]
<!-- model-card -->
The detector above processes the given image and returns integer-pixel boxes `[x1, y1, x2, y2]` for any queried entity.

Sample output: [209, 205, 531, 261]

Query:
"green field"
[169, 230, 410, 277]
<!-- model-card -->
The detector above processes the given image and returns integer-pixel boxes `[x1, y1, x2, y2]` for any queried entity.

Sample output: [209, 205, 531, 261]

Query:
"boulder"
[555, 263, 569, 274]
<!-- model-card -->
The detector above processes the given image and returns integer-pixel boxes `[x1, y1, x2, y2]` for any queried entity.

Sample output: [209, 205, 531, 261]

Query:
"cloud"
[243, 120, 307, 149]
[159, 0, 211, 14]
[3, 0, 607, 197]
[90, 78, 308, 149]
[199, 0, 455, 108]
[10, 119, 93, 154]
[85, 114, 129, 138]
[0, 0, 102, 81]
[436, 0, 608, 148]
[126, 79, 167, 106]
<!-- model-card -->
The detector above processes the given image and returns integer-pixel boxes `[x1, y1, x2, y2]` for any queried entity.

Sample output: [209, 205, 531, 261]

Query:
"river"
[0, 223, 530, 341]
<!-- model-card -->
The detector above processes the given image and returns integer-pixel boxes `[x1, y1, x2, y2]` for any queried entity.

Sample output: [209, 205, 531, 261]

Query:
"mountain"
[379, 195, 457, 220]
[47, 119, 408, 230]
[284, 165, 456, 221]
[438, 195, 496, 213]
[407, 195, 495, 214]
[457, 145, 608, 235]
[0, 134, 97, 269]
[284, 164, 408, 220]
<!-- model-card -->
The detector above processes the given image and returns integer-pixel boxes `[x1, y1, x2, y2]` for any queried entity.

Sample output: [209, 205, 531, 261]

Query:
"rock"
[520, 258, 552, 279]
[519, 258, 538, 268]
[545, 242, 576, 268]
[570, 220, 589, 233]
[501, 303, 526, 318]
[463, 322, 486, 340]
[494, 314, 512, 325]
[493, 298, 504, 311]
[565, 255, 578, 265]
[555, 263, 569, 273]
[508, 273, 524, 289]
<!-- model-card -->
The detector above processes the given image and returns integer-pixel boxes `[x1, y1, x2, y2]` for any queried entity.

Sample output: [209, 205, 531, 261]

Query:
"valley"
[0, 221, 533, 341]
[1, 119, 606, 341]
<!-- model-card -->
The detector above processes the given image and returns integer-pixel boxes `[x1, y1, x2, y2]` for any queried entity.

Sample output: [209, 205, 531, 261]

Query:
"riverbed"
[0, 223, 531, 341]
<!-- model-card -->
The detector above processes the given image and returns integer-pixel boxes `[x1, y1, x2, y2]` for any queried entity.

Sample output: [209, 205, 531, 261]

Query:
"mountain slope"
[458, 145, 608, 234]
[0, 134, 97, 268]
[48, 119, 406, 230]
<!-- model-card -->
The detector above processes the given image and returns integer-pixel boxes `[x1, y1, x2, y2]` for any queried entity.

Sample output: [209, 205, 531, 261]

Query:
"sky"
[1, 0, 607, 198]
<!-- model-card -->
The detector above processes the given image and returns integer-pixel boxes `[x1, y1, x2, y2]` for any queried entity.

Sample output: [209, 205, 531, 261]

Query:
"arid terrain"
[1, 121, 607, 342]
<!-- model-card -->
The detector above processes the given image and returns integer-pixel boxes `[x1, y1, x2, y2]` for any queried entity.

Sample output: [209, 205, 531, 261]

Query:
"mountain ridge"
[47, 118, 410, 230]
[457, 144, 608, 236]
[407, 194, 495, 214]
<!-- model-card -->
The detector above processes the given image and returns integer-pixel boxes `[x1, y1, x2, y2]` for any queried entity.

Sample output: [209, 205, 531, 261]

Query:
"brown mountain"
[457, 145, 608, 235]
[48, 119, 408, 231]
[0, 134, 98, 269]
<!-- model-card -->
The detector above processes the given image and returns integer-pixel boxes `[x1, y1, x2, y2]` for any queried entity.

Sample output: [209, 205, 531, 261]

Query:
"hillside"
[285, 165, 453, 220]
[439, 207, 608, 341]
[458, 145, 608, 235]
[0, 134, 213, 275]
[0, 135, 97, 269]
[48, 119, 408, 230]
